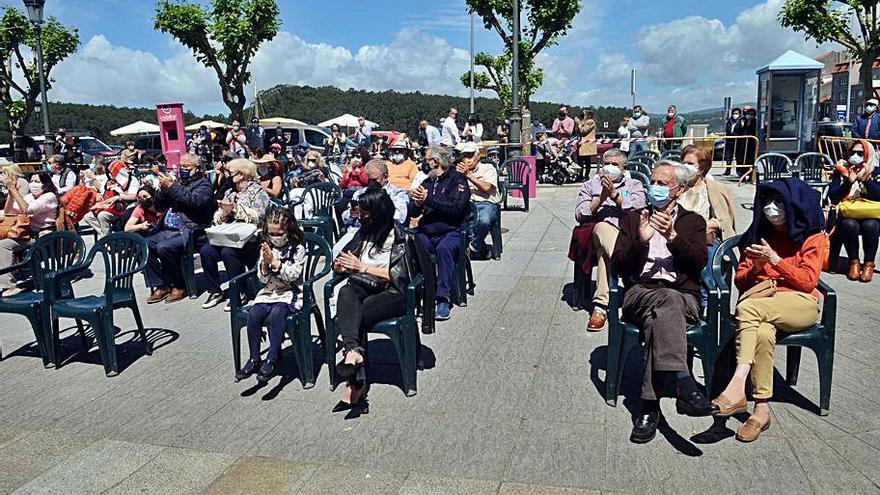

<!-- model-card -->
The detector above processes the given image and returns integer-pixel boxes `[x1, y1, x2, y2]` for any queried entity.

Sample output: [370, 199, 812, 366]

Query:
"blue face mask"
[647, 184, 673, 209]
[178, 167, 191, 181]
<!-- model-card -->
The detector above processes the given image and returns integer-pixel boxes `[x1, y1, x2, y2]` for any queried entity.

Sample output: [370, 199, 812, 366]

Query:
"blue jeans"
[469, 202, 498, 254]
[630, 138, 647, 156]
[701, 238, 722, 309]
[246, 302, 292, 362]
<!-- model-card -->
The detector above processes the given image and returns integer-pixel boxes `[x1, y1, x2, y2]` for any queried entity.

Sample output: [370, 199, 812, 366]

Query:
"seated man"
[456, 142, 500, 260]
[611, 161, 718, 444]
[410, 146, 470, 321]
[574, 149, 645, 331]
[145, 153, 215, 304]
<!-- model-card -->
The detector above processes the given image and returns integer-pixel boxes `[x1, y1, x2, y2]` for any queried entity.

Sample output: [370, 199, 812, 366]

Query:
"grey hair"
[179, 153, 200, 167]
[602, 148, 627, 162]
[49, 154, 64, 165]
[653, 159, 697, 188]
[425, 145, 452, 170]
[365, 158, 388, 176]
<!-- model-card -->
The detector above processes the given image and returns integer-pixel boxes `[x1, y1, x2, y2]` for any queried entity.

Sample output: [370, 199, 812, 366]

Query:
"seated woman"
[200, 159, 272, 310]
[287, 150, 327, 219]
[0, 172, 59, 297]
[712, 179, 825, 442]
[2, 164, 31, 200]
[236, 207, 306, 384]
[212, 154, 235, 202]
[254, 155, 284, 200]
[826, 139, 880, 282]
[332, 183, 411, 412]
[124, 184, 164, 236]
[679, 146, 737, 308]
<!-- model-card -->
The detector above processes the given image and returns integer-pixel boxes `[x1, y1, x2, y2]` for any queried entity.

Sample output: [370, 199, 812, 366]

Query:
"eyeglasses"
[853, 150, 864, 156]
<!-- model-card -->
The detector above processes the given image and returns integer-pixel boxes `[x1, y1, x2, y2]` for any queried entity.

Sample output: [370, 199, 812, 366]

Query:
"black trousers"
[577, 154, 592, 178]
[337, 284, 406, 352]
[839, 218, 880, 263]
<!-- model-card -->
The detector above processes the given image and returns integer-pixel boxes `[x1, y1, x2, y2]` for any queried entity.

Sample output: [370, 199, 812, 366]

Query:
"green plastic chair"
[181, 227, 205, 299]
[604, 269, 720, 406]
[48, 233, 152, 376]
[227, 233, 332, 388]
[291, 182, 342, 243]
[323, 231, 426, 396]
[755, 153, 793, 184]
[629, 170, 650, 190]
[452, 225, 475, 307]
[626, 160, 652, 178]
[632, 149, 660, 164]
[501, 158, 531, 212]
[712, 235, 837, 415]
[0, 232, 87, 367]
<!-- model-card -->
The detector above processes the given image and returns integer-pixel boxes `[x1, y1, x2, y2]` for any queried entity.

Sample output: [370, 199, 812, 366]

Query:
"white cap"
[867, 98, 879, 106]
[458, 142, 479, 153]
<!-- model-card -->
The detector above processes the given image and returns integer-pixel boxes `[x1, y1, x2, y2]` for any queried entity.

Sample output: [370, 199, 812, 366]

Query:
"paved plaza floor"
[0, 174, 879, 494]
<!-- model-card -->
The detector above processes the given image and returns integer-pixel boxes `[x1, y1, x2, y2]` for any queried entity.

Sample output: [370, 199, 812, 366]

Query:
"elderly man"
[48, 154, 76, 195]
[353, 116, 373, 147]
[552, 106, 575, 139]
[661, 105, 687, 151]
[341, 159, 409, 231]
[456, 142, 500, 260]
[612, 161, 718, 444]
[410, 146, 470, 320]
[574, 148, 646, 331]
[853, 98, 880, 140]
[420, 120, 442, 148]
[145, 153, 215, 304]
[440, 108, 461, 147]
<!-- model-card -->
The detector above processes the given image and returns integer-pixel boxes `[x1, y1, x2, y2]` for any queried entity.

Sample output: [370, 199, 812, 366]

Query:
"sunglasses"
[853, 150, 864, 156]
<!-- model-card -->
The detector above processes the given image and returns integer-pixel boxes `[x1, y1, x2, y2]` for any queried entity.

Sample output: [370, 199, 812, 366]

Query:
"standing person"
[419, 120, 442, 148]
[325, 124, 348, 157]
[612, 162, 719, 443]
[0, 172, 58, 297]
[48, 155, 77, 196]
[352, 116, 373, 148]
[497, 119, 510, 163]
[737, 106, 759, 178]
[456, 142, 500, 260]
[236, 207, 307, 384]
[226, 121, 248, 157]
[440, 108, 462, 147]
[723, 108, 743, 176]
[661, 105, 687, 151]
[193, 125, 213, 165]
[852, 98, 880, 140]
[577, 109, 598, 177]
[246, 118, 265, 155]
[711, 179, 824, 443]
[618, 117, 632, 156]
[627, 105, 650, 156]
[463, 113, 484, 143]
[552, 106, 576, 139]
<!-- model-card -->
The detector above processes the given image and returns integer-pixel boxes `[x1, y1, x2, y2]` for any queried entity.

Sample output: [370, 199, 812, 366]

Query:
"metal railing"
[817, 135, 880, 165]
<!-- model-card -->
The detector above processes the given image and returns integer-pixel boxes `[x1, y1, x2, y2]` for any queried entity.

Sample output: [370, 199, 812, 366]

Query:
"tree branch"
[487, 14, 512, 47]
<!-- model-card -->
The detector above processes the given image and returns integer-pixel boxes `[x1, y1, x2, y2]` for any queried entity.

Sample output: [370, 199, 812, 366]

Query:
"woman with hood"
[826, 139, 880, 282]
[711, 178, 825, 442]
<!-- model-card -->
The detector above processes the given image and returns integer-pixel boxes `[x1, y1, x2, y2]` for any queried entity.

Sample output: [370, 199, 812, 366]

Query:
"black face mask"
[139, 198, 153, 209]
[559, 113, 566, 118]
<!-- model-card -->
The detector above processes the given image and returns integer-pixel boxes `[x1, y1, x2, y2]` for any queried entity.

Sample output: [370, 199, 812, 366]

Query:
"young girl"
[236, 207, 307, 384]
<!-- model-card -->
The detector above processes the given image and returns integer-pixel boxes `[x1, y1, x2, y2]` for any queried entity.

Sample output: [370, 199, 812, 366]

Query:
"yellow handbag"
[837, 198, 880, 219]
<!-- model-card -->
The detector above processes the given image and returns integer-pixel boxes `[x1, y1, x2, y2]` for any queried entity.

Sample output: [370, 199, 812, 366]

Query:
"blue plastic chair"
[227, 233, 332, 388]
[48, 233, 152, 376]
[0, 232, 87, 367]
[712, 235, 837, 415]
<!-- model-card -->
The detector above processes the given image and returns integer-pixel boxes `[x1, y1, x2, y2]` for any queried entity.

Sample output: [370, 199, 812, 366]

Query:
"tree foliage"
[780, 0, 880, 99]
[461, 0, 580, 114]
[154, 0, 280, 122]
[0, 7, 79, 138]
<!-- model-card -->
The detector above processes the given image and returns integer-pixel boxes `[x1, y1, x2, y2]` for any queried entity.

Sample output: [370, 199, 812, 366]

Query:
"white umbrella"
[259, 116, 307, 126]
[110, 121, 160, 136]
[318, 113, 377, 129]
[185, 120, 228, 131]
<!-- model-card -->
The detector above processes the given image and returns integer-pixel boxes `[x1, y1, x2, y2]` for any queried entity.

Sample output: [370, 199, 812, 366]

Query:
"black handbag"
[348, 272, 388, 293]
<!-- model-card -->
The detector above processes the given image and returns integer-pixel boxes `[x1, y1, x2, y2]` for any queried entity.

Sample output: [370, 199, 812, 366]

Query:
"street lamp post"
[469, 13, 475, 115]
[508, 0, 522, 157]
[23, 0, 50, 138]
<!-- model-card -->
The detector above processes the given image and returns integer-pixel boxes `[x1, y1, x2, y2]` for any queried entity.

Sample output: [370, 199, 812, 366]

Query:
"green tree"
[780, 0, 880, 101]
[154, 0, 281, 122]
[0, 7, 79, 145]
[460, 0, 580, 115]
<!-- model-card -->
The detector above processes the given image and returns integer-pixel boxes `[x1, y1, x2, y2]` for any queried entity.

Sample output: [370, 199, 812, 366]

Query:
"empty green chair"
[451, 225, 475, 307]
[755, 153, 793, 184]
[501, 158, 531, 212]
[626, 160, 652, 178]
[181, 227, 205, 299]
[604, 269, 720, 406]
[48, 233, 152, 376]
[292, 182, 342, 243]
[227, 233, 332, 388]
[712, 235, 837, 415]
[0, 232, 87, 367]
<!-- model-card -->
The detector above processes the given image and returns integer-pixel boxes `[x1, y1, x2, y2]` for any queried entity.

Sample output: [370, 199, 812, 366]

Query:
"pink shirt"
[639, 207, 678, 283]
[7, 192, 58, 232]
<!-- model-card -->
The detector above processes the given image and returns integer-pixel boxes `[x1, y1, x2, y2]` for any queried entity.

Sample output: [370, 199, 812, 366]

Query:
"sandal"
[736, 416, 771, 442]
[711, 393, 748, 417]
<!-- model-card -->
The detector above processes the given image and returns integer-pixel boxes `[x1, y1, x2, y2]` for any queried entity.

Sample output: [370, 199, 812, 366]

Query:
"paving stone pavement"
[0, 172, 879, 494]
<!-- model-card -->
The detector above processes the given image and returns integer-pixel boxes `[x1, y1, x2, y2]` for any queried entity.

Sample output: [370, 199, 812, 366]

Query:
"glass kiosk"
[756, 50, 823, 154]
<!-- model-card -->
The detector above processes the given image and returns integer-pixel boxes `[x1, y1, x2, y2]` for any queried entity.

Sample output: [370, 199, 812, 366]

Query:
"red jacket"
[340, 167, 369, 189]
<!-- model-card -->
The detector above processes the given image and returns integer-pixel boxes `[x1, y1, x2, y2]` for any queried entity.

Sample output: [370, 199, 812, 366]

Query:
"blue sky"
[0, 0, 831, 116]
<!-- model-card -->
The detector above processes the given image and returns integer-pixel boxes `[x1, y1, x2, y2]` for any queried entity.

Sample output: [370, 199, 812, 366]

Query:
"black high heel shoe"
[336, 348, 365, 379]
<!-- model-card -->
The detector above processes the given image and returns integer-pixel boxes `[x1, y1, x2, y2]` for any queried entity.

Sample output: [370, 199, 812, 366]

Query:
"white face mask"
[763, 200, 786, 226]
[268, 234, 288, 248]
[850, 153, 865, 166]
[668, 112, 675, 118]
[600, 164, 623, 182]
[29, 182, 43, 197]
[391, 153, 404, 164]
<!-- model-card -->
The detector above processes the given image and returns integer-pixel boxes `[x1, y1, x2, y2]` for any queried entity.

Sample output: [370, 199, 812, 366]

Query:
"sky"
[0, 0, 835, 116]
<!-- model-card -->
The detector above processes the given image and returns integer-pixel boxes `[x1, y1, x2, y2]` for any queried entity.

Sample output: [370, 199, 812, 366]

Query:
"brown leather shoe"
[147, 288, 170, 304]
[861, 262, 875, 283]
[164, 288, 187, 303]
[587, 309, 607, 332]
[711, 393, 748, 417]
[848, 260, 862, 281]
[735, 416, 771, 442]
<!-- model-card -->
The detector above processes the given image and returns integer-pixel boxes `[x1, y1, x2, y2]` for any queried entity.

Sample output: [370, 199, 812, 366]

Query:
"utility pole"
[630, 67, 637, 109]
[469, 13, 475, 115]
[508, 0, 522, 157]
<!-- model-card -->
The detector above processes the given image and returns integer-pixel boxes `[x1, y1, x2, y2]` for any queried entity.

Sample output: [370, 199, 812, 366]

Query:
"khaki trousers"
[83, 211, 117, 237]
[592, 222, 619, 309]
[735, 291, 820, 399]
